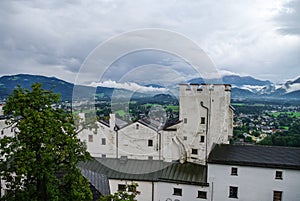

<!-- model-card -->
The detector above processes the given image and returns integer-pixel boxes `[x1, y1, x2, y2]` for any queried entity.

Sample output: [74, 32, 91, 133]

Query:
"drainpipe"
[152, 181, 154, 201]
[114, 126, 119, 158]
[200, 101, 209, 165]
[157, 132, 161, 160]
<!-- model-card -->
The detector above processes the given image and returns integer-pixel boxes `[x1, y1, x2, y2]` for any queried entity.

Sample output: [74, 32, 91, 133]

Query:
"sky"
[0, 0, 300, 86]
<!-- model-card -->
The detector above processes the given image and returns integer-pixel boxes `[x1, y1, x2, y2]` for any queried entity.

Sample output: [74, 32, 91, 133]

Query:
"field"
[270, 112, 300, 118]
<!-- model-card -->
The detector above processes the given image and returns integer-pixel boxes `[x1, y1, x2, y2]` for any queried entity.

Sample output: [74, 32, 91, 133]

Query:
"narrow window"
[275, 171, 282, 180]
[273, 191, 282, 201]
[183, 136, 187, 141]
[148, 139, 153, 147]
[229, 186, 238, 198]
[88, 135, 93, 142]
[231, 167, 238, 176]
[136, 124, 139, 129]
[201, 117, 205, 124]
[192, 149, 198, 155]
[200, 136, 205, 143]
[197, 191, 207, 199]
[118, 184, 126, 191]
[101, 138, 106, 145]
[184, 118, 187, 124]
[173, 188, 182, 196]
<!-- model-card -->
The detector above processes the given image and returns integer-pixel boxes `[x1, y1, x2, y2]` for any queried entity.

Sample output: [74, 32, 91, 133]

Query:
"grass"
[270, 112, 300, 118]
[115, 110, 126, 117]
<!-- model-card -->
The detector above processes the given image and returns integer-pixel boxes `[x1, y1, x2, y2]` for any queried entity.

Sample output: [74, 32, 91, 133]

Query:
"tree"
[99, 183, 139, 201]
[0, 83, 92, 201]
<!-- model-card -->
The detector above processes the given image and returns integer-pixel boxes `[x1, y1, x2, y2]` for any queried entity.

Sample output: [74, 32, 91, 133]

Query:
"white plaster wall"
[179, 84, 233, 164]
[109, 179, 153, 201]
[117, 122, 160, 160]
[208, 163, 300, 201]
[77, 121, 116, 158]
[156, 182, 209, 201]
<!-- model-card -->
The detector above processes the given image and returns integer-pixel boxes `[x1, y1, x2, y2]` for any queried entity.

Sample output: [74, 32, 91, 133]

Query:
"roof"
[79, 168, 110, 196]
[79, 158, 208, 186]
[208, 144, 300, 170]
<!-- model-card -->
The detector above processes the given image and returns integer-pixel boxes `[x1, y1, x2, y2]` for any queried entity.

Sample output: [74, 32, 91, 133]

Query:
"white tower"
[178, 84, 233, 164]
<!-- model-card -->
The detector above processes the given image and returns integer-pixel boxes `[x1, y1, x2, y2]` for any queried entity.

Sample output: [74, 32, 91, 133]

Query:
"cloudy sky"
[0, 0, 299, 85]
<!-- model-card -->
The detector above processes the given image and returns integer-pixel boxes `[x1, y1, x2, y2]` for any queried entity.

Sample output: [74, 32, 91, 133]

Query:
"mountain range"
[0, 74, 299, 101]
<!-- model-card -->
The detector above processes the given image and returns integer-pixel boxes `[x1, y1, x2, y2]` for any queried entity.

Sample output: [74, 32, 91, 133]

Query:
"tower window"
[275, 171, 283, 179]
[173, 188, 182, 196]
[231, 167, 238, 176]
[200, 136, 205, 143]
[201, 117, 205, 124]
[192, 149, 198, 155]
[136, 124, 139, 129]
[148, 139, 153, 147]
[101, 138, 106, 145]
[184, 118, 187, 124]
[229, 186, 238, 198]
[273, 191, 282, 201]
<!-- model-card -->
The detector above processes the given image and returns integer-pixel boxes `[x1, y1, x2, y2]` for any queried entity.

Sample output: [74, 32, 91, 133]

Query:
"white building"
[78, 84, 233, 165]
[1, 83, 300, 201]
[208, 144, 300, 201]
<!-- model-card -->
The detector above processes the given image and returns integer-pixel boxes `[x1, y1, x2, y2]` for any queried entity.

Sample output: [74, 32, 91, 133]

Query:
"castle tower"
[178, 84, 233, 164]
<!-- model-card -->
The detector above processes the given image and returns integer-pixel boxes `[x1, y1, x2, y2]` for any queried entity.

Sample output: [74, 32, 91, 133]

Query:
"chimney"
[109, 113, 116, 131]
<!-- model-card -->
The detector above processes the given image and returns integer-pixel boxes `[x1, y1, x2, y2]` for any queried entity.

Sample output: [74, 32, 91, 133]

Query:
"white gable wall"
[208, 163, 300, 201]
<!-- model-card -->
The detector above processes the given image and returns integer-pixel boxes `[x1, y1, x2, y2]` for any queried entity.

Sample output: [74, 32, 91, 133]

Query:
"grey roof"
[208, 144, 300, 170]
[79, 158, 208, 186]
[79, 168, 110, 195]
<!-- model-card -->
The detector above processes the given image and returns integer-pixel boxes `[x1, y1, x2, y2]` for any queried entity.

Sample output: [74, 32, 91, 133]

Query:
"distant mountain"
[222, 75, 272, 86]
[1, 74, 299, 101]
[0, 74, 155, 101]
[188, 74, 300, 99]
[0, 74, 74, 100]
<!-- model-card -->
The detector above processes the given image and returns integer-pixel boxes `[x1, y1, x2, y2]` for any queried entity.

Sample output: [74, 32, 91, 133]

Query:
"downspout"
[200, 101, 209, 164]
[157, 132, 161, 160]
[114, 126, 119, 158]
[152, 181, 154, 201]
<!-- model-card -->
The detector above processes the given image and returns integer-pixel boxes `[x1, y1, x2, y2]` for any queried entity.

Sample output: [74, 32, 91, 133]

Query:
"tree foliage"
[0, 83, 92, 201]
[99, 183, 139, 201]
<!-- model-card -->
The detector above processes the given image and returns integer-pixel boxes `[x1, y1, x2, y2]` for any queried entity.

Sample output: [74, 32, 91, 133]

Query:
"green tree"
[99, 183, 139, 201]
[0, 83, 92, 201]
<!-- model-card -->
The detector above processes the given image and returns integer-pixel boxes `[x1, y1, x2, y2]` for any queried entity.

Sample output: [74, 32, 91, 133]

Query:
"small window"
[201, 117, 205, 124]
[200, 136, 205, 143]
[275, 171, 282, 180]
[192, 149, 198, 155]
[183, 136, 187, 141]
[229, 186, 238, 198]
[148, 156, 153, 160]
[136, 124, 139, 129]
[184, 118, 187, 124]
[148, 139, 153, 147]
[102, 154, 106, 158]
[273, 191, 282, 201]
[88, 135, 93, 142]
[1, 130, 4, 135]
[173, 188, 182, 196]
[197, 191, 207, 199]
[118, 184, 126, 191]
[231, 167, 238, 176]
[101, 138, 106, 145]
